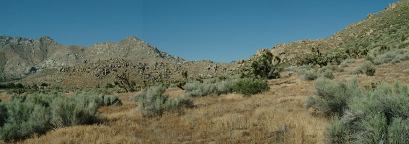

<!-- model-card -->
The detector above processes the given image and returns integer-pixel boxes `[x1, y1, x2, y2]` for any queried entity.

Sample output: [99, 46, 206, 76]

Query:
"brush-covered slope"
[270, 1, 409, 66]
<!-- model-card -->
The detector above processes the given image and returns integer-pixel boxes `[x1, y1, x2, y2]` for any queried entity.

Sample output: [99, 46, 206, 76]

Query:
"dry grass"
[18, 76, 328, 144]
[0, 91, 10, 102]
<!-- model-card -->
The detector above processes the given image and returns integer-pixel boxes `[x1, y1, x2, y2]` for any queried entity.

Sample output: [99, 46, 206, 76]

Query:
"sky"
[0, 0, 398, 62]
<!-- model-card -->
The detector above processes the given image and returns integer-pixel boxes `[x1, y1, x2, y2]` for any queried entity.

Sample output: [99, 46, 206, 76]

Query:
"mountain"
[0, 36, 82, 81]
[0, 35, 238, 89]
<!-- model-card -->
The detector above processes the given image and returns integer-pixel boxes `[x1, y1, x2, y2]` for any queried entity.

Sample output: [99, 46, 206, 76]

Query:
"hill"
[0, 36, 239, 89]
[270, 1, 409, 66]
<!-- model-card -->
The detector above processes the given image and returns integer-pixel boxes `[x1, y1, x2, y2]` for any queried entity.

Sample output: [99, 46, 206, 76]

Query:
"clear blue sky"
[1, 0, 397, 62]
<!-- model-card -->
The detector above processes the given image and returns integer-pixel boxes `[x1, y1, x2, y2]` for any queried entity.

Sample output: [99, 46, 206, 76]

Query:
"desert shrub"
[250, 49, 281, 79]
[388, 118, 409, 144]
[299, 69, 318, 81]
[353, 61, 376, 76]
[316, 81, 409, 143]
[372, 49, 409, 65]
[50, 92, 100, 128]
[321, 70, 335, 79]
[184, 79, 236, 97]
[326, 119, 352, 144]
[297, 47, 349, 66]
[0, 91, 110, 141]
[136, 85, 193, 117]
[0, 97, 51, 141]
[100, 95, 122, 106]
[230, 78, 269, 96]
[374, 51, 397, 65]
[339, 59, 355, 67]
[305, 78, 361, 116]
[163, 97, 194, 112]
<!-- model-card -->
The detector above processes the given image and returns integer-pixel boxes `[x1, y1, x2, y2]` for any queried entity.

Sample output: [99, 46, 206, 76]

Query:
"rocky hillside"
[270, 1, 409, 66]
[0, 36, 82, 81]
[0, 36, 238, 89]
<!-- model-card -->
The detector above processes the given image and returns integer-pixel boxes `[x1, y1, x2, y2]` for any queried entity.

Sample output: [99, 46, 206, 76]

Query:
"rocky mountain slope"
[0, 36, 238, 89]
[270, 1, 409, 66]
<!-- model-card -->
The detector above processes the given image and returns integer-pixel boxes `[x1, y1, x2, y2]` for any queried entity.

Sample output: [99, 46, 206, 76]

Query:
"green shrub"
[372, 49, 409, 65]
[0, 91, 110, 141]
[297, 47, 348, 66]
[184, 79, 236, 97]
[321, 70, 335, 79]
[326, 119, 351, 144]
[0, 98, 51, 141]
[50, 93, 100, 128]
[137, 85, 193, 117]
[250, 50, 281, 79]
[305, 78, 361, 116]
[353, 61, 376, 76]
[299, 69, 318, 81]
[388, 118, 409, 144]
[230, 78, 269, 96]
[317, 81, 409, 143]
[339, 59, 355, 67]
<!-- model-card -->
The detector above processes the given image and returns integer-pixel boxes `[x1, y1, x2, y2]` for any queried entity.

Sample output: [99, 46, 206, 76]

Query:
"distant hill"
[0, 36, 238, 89]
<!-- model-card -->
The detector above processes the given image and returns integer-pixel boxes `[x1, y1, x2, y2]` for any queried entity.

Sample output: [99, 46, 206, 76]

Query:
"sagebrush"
[307, 79, 409, 143]
[0, 91, 116, 141]
[136, 85, 193, 117]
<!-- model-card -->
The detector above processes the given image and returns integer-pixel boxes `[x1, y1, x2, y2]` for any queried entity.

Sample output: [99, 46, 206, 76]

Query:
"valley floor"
[4, 59, 409, 144]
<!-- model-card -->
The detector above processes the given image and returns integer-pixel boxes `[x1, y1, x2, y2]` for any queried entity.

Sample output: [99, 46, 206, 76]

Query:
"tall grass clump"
[136, 85, 193, 117]
[230, 78, 269, 96]
[353, 61, 376, 76]
[0, 91, 113, 141]
[307, 79, 409, 143]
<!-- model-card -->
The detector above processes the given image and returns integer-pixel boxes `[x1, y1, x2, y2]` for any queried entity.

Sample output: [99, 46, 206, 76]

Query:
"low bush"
[305, 78, 361, 116]
[388, 118, 409, 144]
[184, 79, 236, 97]
[321, 70, 335, 79]
[299, 69, 318, 81]
[373, 50, 409, 65]
[184, 78, 269, 97]
[353, 61, 376, 76]
[50, 92, 101, 128]
[249, 49, 281, 79]
[136, 85, 193, 117]
[0, 91, 113, 141]
[230, 78, 269, 96]
[339, 59, 355, 67]
[308, 79, 409, 143]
